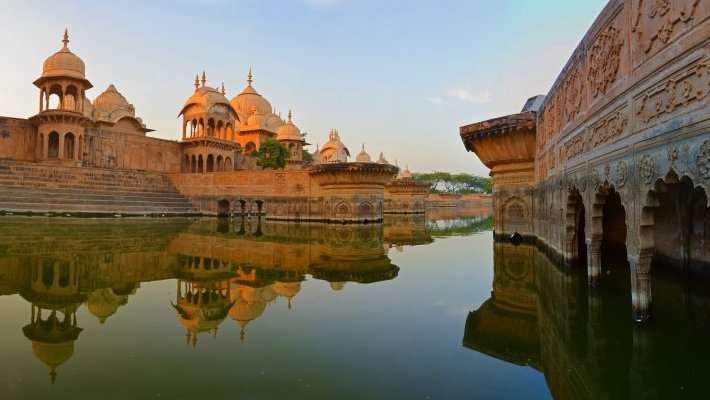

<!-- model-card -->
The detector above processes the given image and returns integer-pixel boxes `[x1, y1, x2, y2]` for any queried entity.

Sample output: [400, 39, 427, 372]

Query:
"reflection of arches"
[64, 132, 75, 160]
[239, 200, 246, 215]
[256, 200, 264, 215]
[217, 199, 230, 217]
[48, 132, 59, 159]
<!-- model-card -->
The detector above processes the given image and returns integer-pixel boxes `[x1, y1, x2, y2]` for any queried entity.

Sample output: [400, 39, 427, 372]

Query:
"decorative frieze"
[615, 161, 628, 187]
[565, 133, 586, 160]
[591, 108, 628, 148]
[564, 60, 585, 122]
[632, 0, 701, 58]
[635, 58, 709, 126]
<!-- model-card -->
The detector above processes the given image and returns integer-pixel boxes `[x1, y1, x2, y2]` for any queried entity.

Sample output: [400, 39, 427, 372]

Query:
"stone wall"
[0, 117, 36, 161]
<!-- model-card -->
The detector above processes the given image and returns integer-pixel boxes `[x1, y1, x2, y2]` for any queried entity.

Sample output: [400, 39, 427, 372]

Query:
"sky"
[0, 0, 607, 176]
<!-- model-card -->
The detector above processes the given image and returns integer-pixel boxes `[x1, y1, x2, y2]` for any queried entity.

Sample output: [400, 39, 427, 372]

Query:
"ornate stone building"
[461, 0, 710, 322]
[0, 30, 438, 222]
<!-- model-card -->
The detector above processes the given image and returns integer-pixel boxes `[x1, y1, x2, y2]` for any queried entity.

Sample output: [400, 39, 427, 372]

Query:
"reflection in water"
[464, 240, 710, 399]
[0, 215, 435, 383]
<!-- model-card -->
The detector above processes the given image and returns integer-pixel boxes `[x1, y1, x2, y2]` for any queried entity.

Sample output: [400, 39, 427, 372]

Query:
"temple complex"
[460, 0, 710, 321]
[0, 31, 432, 222]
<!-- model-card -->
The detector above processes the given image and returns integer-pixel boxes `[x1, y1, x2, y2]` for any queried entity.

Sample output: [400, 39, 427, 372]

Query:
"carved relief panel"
[588, 8, 626, 100]
[631, 0, 708, 66]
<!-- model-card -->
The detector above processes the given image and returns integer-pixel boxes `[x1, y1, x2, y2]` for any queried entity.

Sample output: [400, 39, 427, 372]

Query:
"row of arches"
[40, 131, 82, 160]
[559, 171, 709, 322]
[183, 118, 234, 140]
[183, 154, 233, 173]
[39, 83, 85, 113]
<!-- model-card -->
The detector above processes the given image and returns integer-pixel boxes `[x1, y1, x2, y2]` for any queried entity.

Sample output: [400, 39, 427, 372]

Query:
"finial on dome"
[247, 67, 253, 86]
[288, 110, 293, 123]
[194, 74, 199, 90]
[201, 71, 206, 87]
[62, 29, 69, 50]
[220, 82, 226, 95]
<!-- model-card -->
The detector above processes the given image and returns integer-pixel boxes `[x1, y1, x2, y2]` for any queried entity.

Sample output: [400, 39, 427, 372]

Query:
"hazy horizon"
[0, 0, 607, 176]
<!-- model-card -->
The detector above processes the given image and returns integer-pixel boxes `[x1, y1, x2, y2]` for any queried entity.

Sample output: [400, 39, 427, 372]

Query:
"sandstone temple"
[0, 30, 432, 221]
[460, 0, 710, 322]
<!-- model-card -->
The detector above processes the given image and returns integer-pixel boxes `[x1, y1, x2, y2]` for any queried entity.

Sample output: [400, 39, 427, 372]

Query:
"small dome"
[400, 165, 412, 179]
[230, 69, 273, 116]
[277, 111, 302, 141]
[319, 129, 350, 163]
[41, 30, 86, 81]
[245, 107, 267, 128]
[179, 72, 237, 118]
[86, 288, 128, 324]
[94, 85, 131, 114]
[377, 152, 389, 164]
[356, 144, 371, 163]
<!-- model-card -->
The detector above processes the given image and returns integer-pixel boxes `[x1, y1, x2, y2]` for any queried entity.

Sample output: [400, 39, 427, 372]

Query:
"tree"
[412, 171, 492, 194]
[253, 139, 290, 170]
[302, 149, 314, 162]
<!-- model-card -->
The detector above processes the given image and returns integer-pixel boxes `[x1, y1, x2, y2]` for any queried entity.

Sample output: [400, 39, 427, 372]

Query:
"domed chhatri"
[38, 29, 89, 85]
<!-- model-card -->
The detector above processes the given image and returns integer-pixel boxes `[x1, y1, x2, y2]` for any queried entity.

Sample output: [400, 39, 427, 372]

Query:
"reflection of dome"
[273, 282, 301, 309]
[330, 282, 346, 291]
[277, 111, 302, 141]
[31, 341, 75, 383]
[230, 69, 273, 116]
[356, 145, 372, 162]
[41, 30, 86, 81]
[172, 281, 232, 347]
[86, 288, 128, 324]
[229, 285, 268, 342]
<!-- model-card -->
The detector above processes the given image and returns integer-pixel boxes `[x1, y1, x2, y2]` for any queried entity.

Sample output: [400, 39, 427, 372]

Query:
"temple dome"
[377, 152, 389, 164]
[179, 74, 237, 118]
[41, 30, 85, 81]
[94, 85, 132, 115]
[230, 70, 273, 116]
[86, 288, 128, 324]
[277, 111, 302, 141]
[400, 165, 412, 179]
[356, 145, 371, 162]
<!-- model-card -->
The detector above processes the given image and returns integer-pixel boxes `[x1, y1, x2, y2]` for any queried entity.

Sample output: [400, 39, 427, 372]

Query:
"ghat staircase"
[0, 159, 198, 216]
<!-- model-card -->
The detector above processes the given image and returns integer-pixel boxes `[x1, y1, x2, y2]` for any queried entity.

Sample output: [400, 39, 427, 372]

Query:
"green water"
[0, 215, 707, 399]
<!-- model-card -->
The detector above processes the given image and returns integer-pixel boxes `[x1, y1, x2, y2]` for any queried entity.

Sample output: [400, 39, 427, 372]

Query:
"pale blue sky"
[0, 0, 606, 175]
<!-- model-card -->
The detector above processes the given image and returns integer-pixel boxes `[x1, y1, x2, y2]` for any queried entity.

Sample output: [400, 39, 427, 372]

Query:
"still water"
[0, 213, 708, 399]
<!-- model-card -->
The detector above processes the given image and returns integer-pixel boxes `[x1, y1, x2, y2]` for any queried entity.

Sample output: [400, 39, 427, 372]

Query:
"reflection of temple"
[0, 215, 432, 376]
[464, 241, 710, 399]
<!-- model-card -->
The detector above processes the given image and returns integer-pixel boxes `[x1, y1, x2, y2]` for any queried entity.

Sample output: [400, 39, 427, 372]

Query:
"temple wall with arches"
[461, 0, 710, 322]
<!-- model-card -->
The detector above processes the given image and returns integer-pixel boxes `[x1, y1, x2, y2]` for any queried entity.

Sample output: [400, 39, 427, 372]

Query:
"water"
[0, 214, 708, 399]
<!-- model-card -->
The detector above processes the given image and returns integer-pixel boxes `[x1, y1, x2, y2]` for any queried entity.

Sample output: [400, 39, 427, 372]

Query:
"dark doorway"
[48, 132, 59, 159]
[217, 199, 230, 217]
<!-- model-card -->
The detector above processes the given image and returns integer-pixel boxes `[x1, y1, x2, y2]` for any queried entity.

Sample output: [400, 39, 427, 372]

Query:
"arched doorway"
[600, 187, 630, 298]
[206, 154, 214, 172]
[197, 155, 204, 173]
[48, 132, 59, 159]
[224, 157, 233, 171]
[64, 132, 75, 160]
[217, 199, 230, 217]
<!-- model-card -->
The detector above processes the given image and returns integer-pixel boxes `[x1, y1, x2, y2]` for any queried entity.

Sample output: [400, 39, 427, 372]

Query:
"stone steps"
[0, 160, 199, 216]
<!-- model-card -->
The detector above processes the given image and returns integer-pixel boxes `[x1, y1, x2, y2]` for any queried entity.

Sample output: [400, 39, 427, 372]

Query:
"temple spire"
[201, 71, 206, 87]
[247, 67, 253, 86]
[62, 29, 69, 50]
[288, 110, 292, 123]
[220, 82, 225, 95]
[194, 74, 199, 91]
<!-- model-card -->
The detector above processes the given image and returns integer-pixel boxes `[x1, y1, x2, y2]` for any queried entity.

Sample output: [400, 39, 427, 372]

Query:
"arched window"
[48, 132, 60, 158]
[64, 132, 75, 160]
[224, 157, 233, 171]
[206, 154, 214, 172]
[198, 119, 205, 137]
[48, 84, 63, 110]
[216, 155, 223, 171]
[198, 155, 204, 173]
[191, 119, 197, 138]
[245, 142, 256, 155]
[191, 155, 197, 173]
[216, 120, 224, 139]
[207, 119, 215, 137]
[64, 85, 78, 112]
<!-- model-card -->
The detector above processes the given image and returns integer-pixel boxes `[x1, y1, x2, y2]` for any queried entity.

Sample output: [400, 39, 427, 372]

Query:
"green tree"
[412, 171, 492, 193]
[302, 149, 314, 162]
[253, 138, 290, 170]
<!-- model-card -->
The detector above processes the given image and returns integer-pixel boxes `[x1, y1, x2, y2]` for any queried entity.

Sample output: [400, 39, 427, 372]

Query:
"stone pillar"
[629, 252, 652, 322]
[587, 238, 602, 286]
[39, 91, 43, 112]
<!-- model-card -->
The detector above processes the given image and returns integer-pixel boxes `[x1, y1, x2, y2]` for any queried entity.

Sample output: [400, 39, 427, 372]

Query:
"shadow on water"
[463, 239, 710, 399]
